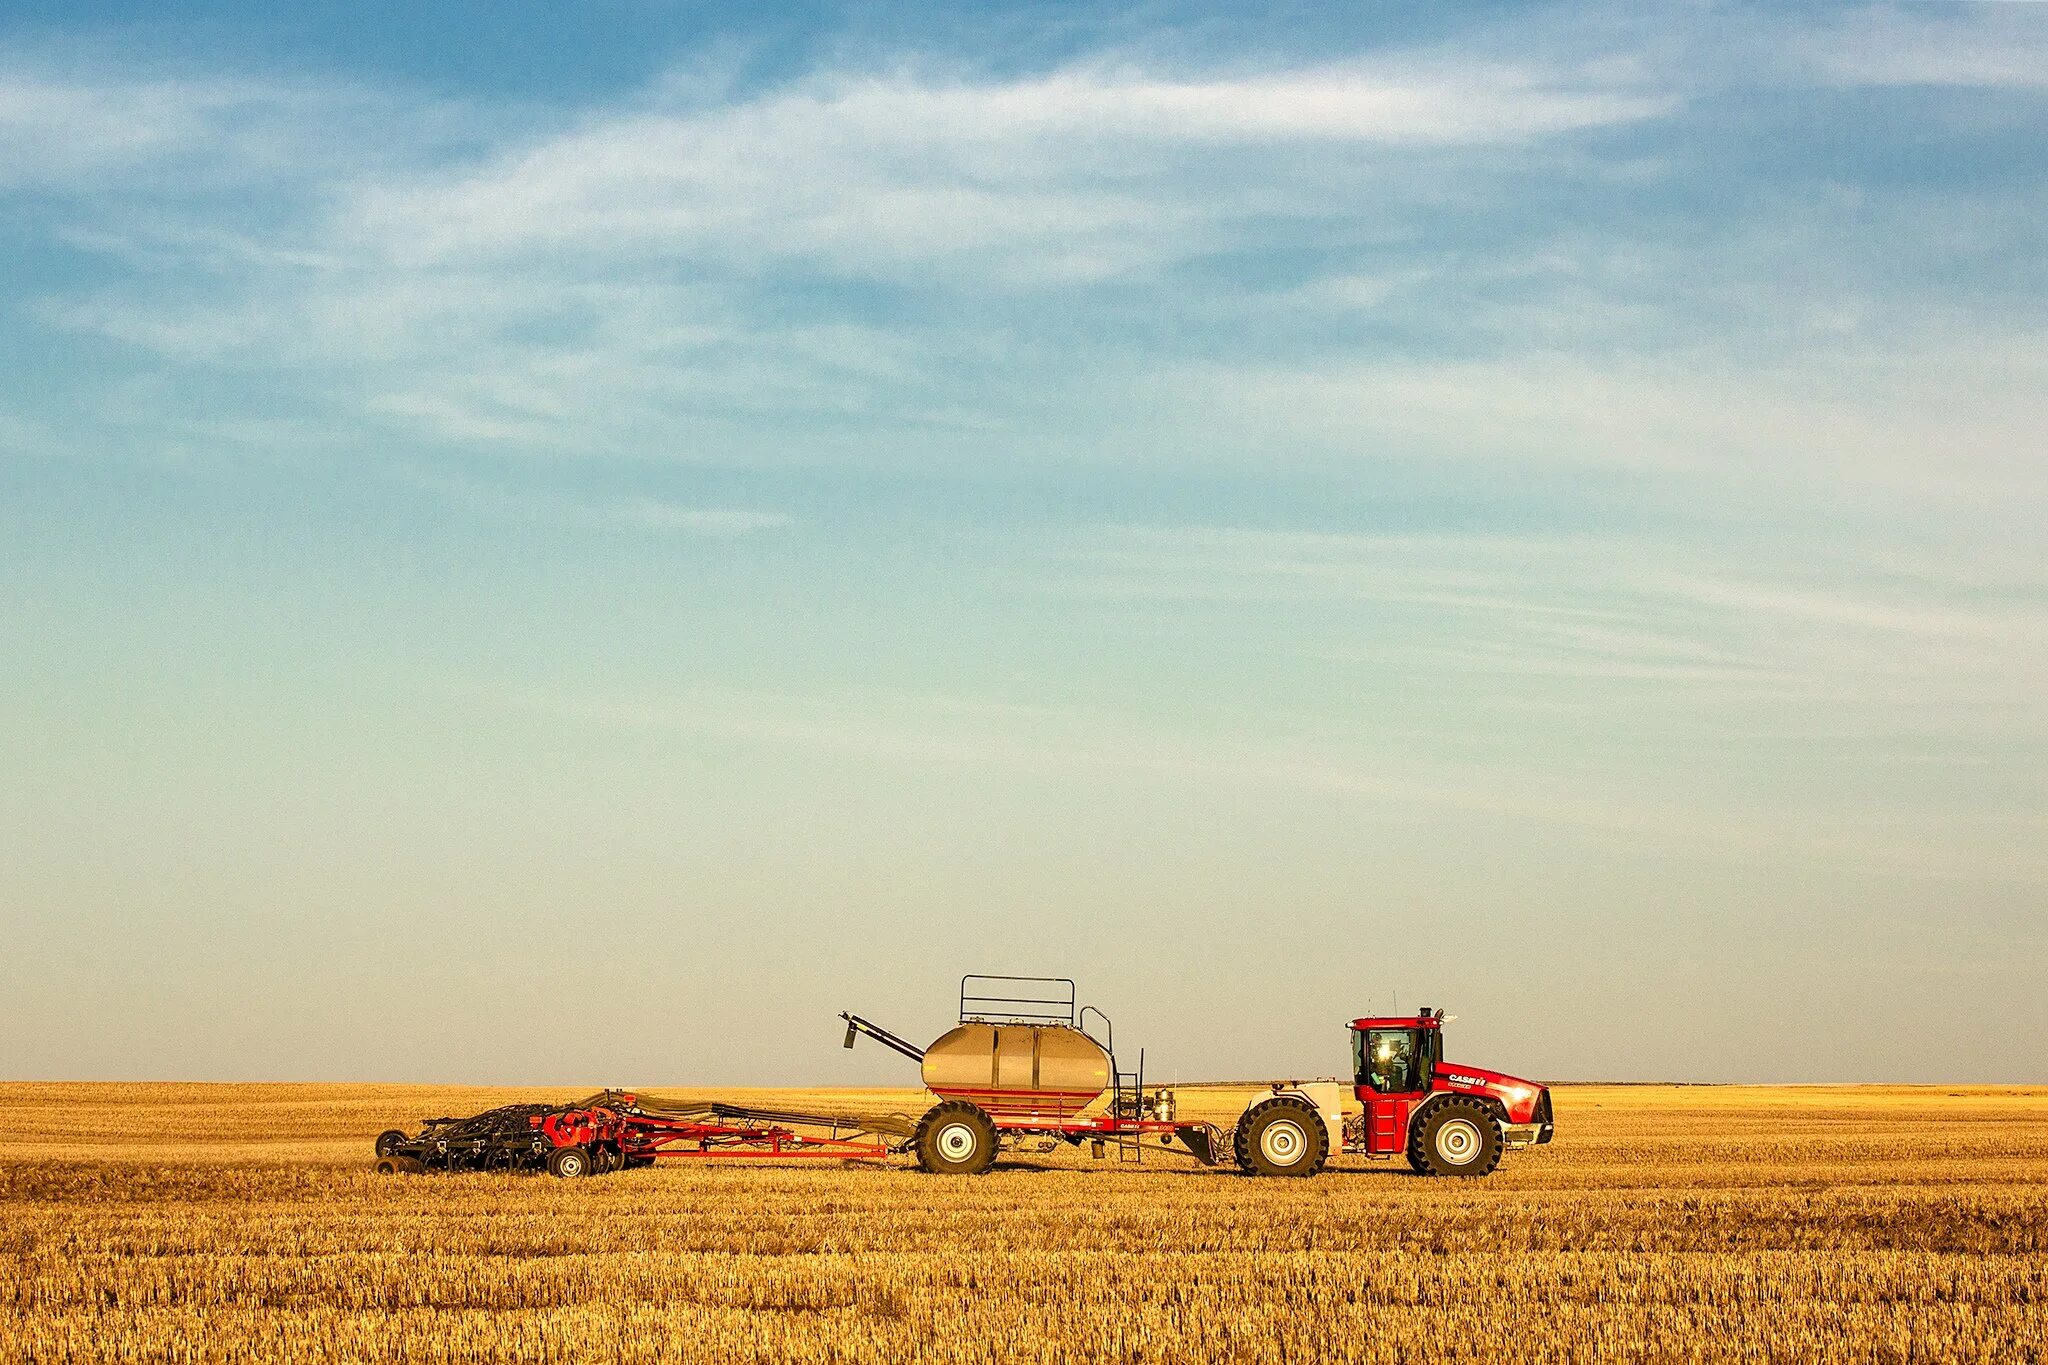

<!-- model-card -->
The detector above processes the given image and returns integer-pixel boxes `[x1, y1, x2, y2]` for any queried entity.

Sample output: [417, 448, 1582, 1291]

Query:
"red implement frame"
[535, 1105, 892, 1163]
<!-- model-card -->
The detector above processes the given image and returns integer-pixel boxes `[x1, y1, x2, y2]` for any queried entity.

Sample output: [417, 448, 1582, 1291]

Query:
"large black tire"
[374, 1130, 407, 1158]
[1407, 1097, 1503, 1177]
[912, 1101, 999, 1175]
[1232, 1097, 1329, 1177]
[546, 1145, 593, 1179]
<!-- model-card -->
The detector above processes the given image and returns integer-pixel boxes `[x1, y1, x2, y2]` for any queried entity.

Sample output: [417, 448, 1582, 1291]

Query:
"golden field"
[2, 1082, 2044, 1363]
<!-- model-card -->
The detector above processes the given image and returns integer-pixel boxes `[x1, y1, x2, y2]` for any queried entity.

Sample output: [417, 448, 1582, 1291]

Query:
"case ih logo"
[1444, 1073, 1488, 1088]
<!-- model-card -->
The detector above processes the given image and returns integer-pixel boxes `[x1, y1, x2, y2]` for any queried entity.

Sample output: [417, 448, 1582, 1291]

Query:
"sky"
[2, 1, 2044, 1087]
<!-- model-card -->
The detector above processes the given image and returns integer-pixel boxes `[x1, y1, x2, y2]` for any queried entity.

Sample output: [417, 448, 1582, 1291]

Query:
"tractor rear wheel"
[374, 1130, 407, 1158]
[546, 1145, 593, 1179]
[913, 1101, 998, 1175]
[1408, 1098, 1503, 1177]
[1233, 1097, 1329, 1177]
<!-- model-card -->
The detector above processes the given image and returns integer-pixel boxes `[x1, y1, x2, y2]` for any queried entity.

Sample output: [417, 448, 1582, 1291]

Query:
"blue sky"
[3, 2, 2044, 1084]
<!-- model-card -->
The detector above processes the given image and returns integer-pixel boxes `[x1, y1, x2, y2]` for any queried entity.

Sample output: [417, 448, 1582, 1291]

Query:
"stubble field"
[1, 1082, 2044, 1363]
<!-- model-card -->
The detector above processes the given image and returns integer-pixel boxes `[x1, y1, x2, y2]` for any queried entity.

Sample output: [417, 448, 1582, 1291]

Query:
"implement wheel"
[1408, 1097, 1503, 1177]
[1233, 1097, 1329, 1177]
[547, 1145, 593, 1179]
[374, 1130, 407, 1158]
[913, 1101, 998, 1175]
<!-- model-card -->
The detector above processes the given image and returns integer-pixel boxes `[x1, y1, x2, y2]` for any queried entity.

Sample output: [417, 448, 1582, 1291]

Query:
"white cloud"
[601, 497, 790, 534]
[0, 64, 464, 191]
[1806, 7, 2048, 90]
[1161, 346, 2048, 504]
[1050, 523, 2048, 729]
[399, 469, 792, 535]
[11, 14, 2047, 515]
[336, 59, 1667, 277]
[476, 677, 2048, 883]
[0, 71, 227, 184]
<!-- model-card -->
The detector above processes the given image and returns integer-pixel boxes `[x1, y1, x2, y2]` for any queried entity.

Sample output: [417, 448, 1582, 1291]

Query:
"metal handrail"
[959, 974, 1077, 1025]
[1077, 1004, 1114, 1056]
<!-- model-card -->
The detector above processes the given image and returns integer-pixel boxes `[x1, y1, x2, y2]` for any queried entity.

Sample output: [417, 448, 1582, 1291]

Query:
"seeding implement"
[371, 975, 1552, 1179]
[372, 1092, 906, 1176]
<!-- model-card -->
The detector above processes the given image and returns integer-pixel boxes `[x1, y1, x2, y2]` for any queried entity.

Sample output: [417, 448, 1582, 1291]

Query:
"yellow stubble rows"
[1, 1083, 2044, 1362]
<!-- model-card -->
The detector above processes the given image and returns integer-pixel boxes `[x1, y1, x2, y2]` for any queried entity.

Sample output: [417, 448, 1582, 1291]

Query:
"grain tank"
[920, 1020, 1110, 1118]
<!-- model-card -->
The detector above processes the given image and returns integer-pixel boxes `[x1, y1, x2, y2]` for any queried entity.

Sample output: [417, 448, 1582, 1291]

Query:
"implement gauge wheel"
[374, 1130, 407, 1158]
[1408, 1097, 1503, 1177]
[1233, 1097, 1329, 1177]
[546, 1145, 593, 1179]
[913, 1101, 998, 1175]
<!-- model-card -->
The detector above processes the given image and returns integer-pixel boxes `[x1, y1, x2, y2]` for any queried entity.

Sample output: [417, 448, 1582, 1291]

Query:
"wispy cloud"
[473, 678, 2048, 884]
[1804, 6, 2048, 90]
[404, 469, 792, 535]
[0, 70, 243, 185]
[1050, 524, 2048, 725]
[344, 59, 1668, 272]
[602, 497, 789, 534]
[8, 5, 2048, 515]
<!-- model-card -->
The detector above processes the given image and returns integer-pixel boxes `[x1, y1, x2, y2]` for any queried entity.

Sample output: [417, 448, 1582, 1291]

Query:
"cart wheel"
[547, 1145, 592, 1179]
[374, 1130, 407, 1158]
[913, 1101, 998, 1175]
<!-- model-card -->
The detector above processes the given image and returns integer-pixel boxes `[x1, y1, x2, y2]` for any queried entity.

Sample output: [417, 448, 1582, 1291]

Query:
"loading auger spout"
[839, 1012, 927, 1063]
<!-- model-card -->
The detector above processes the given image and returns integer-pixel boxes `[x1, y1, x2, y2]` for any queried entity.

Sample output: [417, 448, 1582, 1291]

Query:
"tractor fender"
[1415, 1090, 1509, 1130]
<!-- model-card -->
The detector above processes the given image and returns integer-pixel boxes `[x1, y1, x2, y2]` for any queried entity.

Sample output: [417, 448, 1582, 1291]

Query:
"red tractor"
[1232, 1007, 1553, 1177]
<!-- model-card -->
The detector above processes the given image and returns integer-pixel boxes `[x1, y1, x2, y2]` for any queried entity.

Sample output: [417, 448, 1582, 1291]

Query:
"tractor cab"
[1350, 1010, 1445, 1098]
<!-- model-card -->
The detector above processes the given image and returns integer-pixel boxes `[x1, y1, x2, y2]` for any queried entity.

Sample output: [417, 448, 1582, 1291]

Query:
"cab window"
[1360, 1029, 1420, 1094]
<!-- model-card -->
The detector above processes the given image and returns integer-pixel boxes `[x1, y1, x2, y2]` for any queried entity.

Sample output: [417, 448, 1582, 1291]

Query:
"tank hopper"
[842, 975, 1223, 1174]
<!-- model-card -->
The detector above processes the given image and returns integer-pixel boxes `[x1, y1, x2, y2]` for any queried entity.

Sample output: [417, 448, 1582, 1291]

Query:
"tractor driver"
[1368, 1030, 1417, 1093]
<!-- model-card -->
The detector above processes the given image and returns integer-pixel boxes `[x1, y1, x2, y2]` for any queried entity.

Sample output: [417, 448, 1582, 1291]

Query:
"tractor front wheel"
[547, 1145, 593, 1179]
[1408, 1098, 1503, 1177]
[1233, 1097, 1329, 1177]
[913, 1101, 999, 1175]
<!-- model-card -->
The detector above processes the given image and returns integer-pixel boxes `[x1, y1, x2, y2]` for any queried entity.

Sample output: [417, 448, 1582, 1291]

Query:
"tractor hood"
[1431, 1064, 1549, 1125]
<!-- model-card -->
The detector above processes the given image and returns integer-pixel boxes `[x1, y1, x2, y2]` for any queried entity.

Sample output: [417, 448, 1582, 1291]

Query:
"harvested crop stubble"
[1, 1083, 2045, 1362]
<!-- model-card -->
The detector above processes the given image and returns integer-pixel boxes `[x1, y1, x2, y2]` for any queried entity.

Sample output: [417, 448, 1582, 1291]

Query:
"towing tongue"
[1175, 1124, 1223, 1166]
